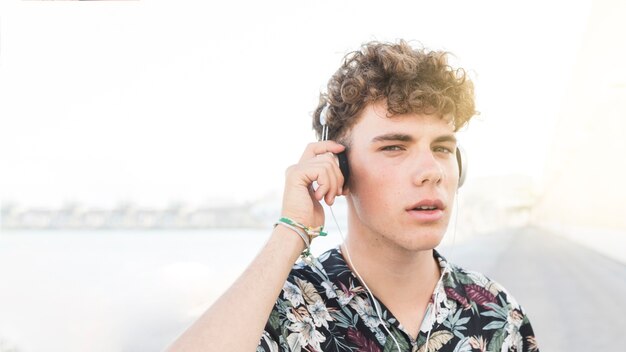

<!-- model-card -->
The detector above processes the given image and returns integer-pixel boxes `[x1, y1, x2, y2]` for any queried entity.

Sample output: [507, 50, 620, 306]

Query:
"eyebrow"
[371, 133, 414, 143]
[371, 133, 457, 145]
[433, 134, 458, 145]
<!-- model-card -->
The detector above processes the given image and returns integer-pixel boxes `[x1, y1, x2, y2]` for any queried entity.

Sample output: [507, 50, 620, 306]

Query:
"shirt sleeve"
[257, 325, 281, 352]
[257, 302, 286, 352]
[500, 304, 539, 352]
[481, 273, 540, 352]
[518, 307, 540, 352]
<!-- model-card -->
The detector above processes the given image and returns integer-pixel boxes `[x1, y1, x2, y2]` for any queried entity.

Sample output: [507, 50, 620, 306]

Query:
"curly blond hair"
[313, 40, 477, 142]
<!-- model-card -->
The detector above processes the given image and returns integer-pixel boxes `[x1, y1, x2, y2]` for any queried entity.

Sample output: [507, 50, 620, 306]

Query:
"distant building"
[1, 201, 266, 230]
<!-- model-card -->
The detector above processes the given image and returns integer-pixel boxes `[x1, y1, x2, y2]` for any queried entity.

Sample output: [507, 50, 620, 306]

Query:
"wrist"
[273, 217, 326, 259]
[278, 210, 311, 229]
[271, 224, 308, 256]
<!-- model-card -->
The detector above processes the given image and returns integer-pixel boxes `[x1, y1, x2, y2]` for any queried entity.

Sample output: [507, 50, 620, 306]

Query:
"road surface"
[440, 226, 626, 352]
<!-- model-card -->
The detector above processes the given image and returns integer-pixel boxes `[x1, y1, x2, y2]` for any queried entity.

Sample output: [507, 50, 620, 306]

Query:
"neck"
[341, 233, 440, 293]
[340, 229, 442, 341]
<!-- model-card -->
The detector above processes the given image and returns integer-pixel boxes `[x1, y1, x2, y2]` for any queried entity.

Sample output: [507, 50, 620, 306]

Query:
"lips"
[406, 199, 446, 223]
[406, 199, 446, 211]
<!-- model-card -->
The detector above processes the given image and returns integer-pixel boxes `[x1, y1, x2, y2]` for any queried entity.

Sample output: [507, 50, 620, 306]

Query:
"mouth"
[406, 199, 446, 212]
[405, 199, 446, 222]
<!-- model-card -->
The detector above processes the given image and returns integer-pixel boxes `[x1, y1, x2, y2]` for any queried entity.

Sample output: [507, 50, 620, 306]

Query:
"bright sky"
[0, 0, 593, 207]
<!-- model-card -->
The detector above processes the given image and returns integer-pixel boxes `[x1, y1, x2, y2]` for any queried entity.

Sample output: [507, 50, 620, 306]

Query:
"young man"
[168, 40, 538, 352]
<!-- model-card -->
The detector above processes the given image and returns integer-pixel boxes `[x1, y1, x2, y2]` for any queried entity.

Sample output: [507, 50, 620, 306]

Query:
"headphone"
[320, 105, 468, 188]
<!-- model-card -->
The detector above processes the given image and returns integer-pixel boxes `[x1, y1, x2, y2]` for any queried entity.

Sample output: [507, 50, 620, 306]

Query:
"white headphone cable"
[328, 206, 402, 352]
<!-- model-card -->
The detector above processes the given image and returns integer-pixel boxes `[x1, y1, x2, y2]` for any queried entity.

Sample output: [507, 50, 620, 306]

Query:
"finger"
[322, 154, 345, 201]
[313, 153, 344, 203]
[314, 166, 336, 204]
[299, 141, 345, 162]
[288, 152, 345, 206]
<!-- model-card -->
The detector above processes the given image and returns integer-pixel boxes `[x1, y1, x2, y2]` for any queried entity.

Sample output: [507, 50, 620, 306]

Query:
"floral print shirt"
[258, 247, 538, 352]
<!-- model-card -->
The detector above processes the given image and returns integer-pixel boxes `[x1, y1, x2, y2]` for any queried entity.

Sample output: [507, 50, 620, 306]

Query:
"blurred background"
[0, 0, 624, 351]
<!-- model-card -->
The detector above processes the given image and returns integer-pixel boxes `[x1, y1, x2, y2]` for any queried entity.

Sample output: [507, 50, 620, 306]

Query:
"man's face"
[345, 102, 459, 252]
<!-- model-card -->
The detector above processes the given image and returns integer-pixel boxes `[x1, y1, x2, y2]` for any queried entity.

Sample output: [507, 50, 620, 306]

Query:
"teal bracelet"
[277, 217, 327, 238]
[274, 217, 326, 259]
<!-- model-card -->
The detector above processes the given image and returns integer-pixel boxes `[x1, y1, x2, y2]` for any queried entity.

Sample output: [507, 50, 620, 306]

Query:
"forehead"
[347, 103, 455, 143]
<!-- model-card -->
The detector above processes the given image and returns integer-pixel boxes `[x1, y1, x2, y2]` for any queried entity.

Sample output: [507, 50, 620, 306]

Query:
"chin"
[392, 230, 446, 252]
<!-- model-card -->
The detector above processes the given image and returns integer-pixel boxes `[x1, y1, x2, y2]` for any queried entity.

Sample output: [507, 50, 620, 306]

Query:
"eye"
[380, 145, 405, 151]
[434, 146, 454, 154]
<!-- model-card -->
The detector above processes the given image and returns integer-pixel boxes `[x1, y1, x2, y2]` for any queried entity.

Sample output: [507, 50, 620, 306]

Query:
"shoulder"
[281, 248, 347, 305]
[446, 264, 524, 312]
[440, 264, 539, 351]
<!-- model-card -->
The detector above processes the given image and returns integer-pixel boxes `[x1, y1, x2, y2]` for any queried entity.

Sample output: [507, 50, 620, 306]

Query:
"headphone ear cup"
[456, 145, 467, 188]
[336, 151, 350, 185]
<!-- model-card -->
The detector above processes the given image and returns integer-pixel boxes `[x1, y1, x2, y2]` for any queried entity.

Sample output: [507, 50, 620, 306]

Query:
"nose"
[412, 150, 443, 186]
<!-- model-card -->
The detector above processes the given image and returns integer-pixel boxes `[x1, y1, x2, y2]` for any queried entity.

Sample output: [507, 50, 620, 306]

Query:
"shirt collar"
[315, 247, 463, 312]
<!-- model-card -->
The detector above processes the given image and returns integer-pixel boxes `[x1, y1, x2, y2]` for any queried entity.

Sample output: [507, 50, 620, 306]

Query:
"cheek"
[446, 165, 460, 190]
[351, 164, 399, 207]
[352, 161, 381, 191]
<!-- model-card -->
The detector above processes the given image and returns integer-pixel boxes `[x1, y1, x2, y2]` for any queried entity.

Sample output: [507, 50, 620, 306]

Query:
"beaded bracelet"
[274, 217, 327, 258]
[274, 221, 309, 247]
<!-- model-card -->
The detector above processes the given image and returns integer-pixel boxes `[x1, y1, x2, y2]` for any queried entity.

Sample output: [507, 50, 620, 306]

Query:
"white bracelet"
[274, 221, 310, 252]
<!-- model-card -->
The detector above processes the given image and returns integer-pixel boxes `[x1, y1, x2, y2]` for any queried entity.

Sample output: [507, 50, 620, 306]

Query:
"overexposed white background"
[0, 1, 604, 351]
[0, 0, 592, 207]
